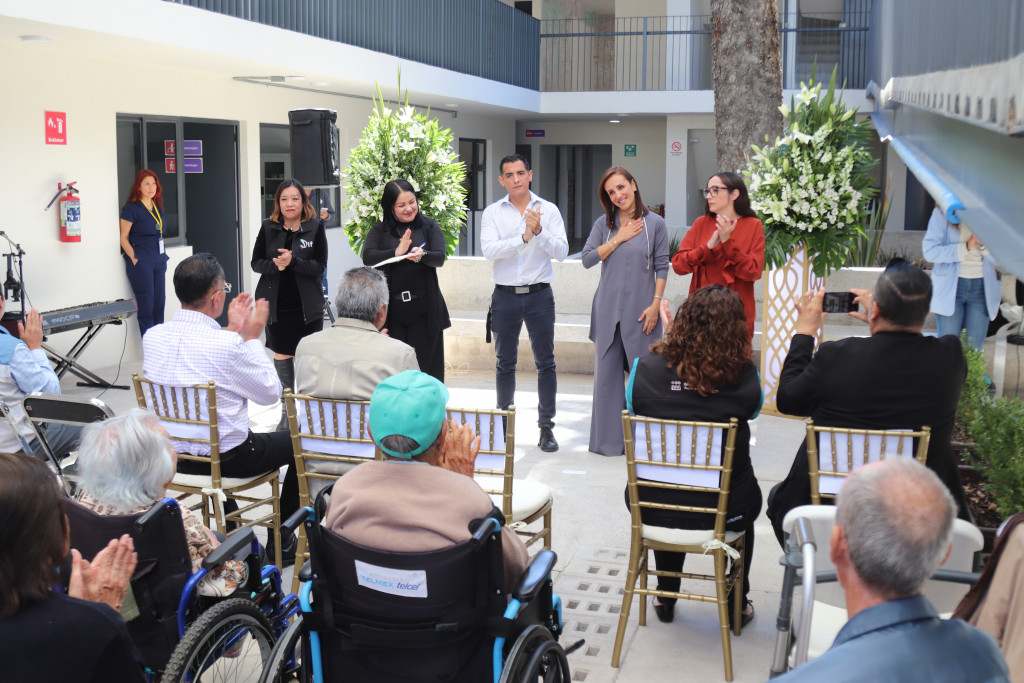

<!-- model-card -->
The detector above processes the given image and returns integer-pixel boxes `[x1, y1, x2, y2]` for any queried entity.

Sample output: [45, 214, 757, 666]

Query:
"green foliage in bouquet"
[343, 85, 467, 256]
[744, 67, 878, 277]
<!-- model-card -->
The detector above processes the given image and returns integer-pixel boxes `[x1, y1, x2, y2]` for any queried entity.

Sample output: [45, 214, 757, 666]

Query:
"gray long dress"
[581, 212, 670, 455]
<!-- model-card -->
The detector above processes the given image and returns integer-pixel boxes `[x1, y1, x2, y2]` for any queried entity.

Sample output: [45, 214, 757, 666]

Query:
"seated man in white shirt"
[142, 253, 298, 562]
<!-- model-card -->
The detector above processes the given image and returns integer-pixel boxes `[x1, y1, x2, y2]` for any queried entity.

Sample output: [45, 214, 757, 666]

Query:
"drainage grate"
[554, 544, 635, 683]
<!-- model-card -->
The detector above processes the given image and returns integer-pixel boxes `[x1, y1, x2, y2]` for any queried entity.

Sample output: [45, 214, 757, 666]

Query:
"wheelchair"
[65, 496, 300, 682]
[259, 492, 579, 683]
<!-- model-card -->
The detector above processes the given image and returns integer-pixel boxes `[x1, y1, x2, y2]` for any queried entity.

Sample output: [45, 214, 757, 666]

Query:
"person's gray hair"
[77, 409, 175, 509]
[836, 458, 956, 598]
[335, 266, 388, 323]
[379, 429, 445, 461]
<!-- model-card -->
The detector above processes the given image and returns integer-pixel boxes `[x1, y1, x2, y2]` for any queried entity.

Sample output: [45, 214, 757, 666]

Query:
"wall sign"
[183, 140, 203, 156]
[624, 144, 636, 157]
[45, 111, 67, 145]
[670, 140, 683, 156]
[165, 140, 175, 156]
[525, 129, 545, 138]
[183, 158, 204, 173]
[165, 158, 176, 173]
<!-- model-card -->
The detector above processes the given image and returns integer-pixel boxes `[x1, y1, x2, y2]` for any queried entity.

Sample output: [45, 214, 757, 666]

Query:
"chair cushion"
[642, 525, 743, 547]
[172, 471, 275, 490]
[483, 478, 552, 522]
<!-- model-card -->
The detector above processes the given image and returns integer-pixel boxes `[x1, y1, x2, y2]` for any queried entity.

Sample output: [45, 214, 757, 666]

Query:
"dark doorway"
[183, 121, 240, 325]
[458, 138, 487, 256]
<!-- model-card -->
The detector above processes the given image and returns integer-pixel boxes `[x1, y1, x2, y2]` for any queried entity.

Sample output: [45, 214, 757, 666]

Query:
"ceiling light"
[609, 119, 621, 124]
[19, 35, 53, 42]
[444, 103, 459, 108]
[284, 76, 305, 81]
[311, 81, 330, 87]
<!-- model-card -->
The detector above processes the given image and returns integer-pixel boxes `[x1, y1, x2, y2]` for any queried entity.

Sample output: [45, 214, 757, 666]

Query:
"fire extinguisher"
[46, 182, 81, 242]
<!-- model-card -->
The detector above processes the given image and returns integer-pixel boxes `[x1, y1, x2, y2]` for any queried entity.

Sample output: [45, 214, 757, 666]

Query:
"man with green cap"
[323, 370, 528, 589]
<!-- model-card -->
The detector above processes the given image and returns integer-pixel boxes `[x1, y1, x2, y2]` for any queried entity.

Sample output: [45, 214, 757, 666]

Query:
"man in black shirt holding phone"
[766, 260, 970, 547]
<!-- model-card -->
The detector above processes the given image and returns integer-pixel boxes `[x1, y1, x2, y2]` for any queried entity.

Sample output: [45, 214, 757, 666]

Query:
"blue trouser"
[936, 277, 989, 353]
[124, 256, 166, 337]
[490, 286, 556, 427]
[25, 422, 83, 461]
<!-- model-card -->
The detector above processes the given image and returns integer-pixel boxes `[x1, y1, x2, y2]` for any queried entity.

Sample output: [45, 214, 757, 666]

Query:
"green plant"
[957, 332, 989, 431]
[342, 85, 467, 256]
[873, 246, 912, 268]
[967, 396, 1024, 518]
[848, 172, 893, 267]
[743, 66, 878, 277]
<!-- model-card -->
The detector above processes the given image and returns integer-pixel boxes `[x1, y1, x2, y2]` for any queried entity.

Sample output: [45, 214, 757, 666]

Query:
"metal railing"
[872, 0, 1023, 80]
[540, 10, 871, 92]
[163, 0, 540, 90]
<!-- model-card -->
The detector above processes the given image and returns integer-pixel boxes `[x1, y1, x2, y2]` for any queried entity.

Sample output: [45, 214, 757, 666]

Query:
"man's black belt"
[494, 283, 550, 295]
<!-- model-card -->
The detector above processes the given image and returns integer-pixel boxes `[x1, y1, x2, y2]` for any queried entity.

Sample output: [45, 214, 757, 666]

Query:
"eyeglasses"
[702, 185, 732, 198]
[219, 282, 233, 294]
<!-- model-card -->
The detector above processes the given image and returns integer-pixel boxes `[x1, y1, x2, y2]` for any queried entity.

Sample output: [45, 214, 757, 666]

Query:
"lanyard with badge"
[144, 202, 165, 254]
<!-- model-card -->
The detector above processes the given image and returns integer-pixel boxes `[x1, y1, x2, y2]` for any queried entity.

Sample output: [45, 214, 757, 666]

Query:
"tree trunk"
[711, 0, 784, 175]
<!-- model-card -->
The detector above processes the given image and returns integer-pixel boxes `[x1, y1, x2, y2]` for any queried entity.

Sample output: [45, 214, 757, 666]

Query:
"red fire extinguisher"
[46, 182, 81, 242]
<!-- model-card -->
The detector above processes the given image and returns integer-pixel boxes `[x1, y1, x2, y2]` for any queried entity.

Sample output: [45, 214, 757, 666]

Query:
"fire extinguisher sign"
[45, 111, 67, 145]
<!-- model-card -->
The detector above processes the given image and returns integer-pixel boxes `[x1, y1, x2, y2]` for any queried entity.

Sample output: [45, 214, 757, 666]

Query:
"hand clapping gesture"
[438, 419, 481, 478]
[272, 248, 292, 271]
[69, 535, 137, 613]
[227, 292, 270, 342]
[707, 215, 738, 248]
[396, 229, 413, 256]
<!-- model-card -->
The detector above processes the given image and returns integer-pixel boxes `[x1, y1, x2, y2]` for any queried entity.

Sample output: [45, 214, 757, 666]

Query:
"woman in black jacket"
[252, 179, 328, 426]
[362, 179, 450, 381]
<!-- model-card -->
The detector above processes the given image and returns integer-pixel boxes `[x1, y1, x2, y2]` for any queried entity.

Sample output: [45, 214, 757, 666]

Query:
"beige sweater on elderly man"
[325, 460, 529, 590]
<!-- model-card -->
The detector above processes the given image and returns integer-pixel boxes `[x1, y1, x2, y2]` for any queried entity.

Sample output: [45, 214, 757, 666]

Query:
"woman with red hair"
[119, 170, 169, 337]
[626, 285, 762, 628]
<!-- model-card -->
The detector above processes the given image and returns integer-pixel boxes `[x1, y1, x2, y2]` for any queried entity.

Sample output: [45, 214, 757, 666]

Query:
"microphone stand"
[0, 231, 26, 321]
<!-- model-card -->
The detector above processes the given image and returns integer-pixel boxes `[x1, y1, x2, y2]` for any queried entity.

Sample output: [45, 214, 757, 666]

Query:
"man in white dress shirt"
[142, 253, 298, 560]
[481, 154, 568, 452]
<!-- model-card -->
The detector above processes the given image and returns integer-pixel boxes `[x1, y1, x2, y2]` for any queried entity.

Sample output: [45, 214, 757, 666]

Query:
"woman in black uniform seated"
[625, 285, 762, 627]
[0, 452, 144, 681]
[362, 179, 451, 381]
[252, 179, 328, 427]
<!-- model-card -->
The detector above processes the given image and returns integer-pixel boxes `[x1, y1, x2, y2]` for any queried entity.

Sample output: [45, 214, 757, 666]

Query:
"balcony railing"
[874, 0, 1024, 79]
[540, 9, 871, 92]
[164, 0, 540, 90]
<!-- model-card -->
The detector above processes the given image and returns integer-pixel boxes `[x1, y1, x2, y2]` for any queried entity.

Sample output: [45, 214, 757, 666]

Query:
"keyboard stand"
[42, 319, 130, 390]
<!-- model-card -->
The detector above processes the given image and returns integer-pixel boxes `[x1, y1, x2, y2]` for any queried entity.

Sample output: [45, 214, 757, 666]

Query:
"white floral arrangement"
[343, 88, 467, 256]
[744, 68, 877, 276]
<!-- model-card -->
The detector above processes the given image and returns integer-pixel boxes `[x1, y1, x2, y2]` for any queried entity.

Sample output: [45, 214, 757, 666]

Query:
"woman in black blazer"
[362, 179, 450, 381]
[251, 179, 328, 426]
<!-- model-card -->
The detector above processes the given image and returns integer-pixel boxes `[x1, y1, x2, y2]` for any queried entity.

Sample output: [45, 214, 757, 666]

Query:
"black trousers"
[177, 429, 299, 523]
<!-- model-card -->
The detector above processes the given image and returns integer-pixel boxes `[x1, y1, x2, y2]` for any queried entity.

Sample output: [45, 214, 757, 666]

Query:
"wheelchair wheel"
[258, 615, 309, 683]
[161, 597, 275, 683]
[499, 624, 571, 683]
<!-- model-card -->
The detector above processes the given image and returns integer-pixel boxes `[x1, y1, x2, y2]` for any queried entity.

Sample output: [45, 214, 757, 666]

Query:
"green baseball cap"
[369, 370, 450, 459]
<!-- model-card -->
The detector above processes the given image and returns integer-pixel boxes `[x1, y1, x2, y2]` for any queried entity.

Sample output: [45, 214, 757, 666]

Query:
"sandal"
[729, 599, 755, 631]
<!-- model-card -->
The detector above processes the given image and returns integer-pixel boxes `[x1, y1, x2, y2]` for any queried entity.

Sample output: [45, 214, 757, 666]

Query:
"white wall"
[0, 31, 519, 368]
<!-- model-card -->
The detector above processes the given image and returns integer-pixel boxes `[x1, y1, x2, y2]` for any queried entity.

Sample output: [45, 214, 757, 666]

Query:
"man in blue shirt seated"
[0, 300, 80, 460]
[775, 458, 1010, 683]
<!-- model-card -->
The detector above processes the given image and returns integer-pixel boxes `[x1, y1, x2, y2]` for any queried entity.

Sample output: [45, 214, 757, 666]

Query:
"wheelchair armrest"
[283, 506, 312, 537]
[133, 497, 180, 533]
[202, 527, 255, 571]
[297, 561, 313, 583]
[931, 569, 982, 585]
[512, 549, 557, 603]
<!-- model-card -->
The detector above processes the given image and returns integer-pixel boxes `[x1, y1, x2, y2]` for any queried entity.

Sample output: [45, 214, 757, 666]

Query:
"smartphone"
[822, 291, 857, 314]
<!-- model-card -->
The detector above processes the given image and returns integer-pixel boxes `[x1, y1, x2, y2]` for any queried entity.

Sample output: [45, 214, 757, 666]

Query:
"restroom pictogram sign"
[45, 111, 67, 145]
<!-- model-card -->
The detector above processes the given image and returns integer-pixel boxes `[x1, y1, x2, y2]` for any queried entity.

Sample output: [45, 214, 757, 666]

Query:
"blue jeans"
[936, 277, 989, 353]
[490, 286, 556, 427]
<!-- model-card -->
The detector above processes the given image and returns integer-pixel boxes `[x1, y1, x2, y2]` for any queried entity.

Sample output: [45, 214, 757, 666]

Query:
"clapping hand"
[438, 419, 480, 478]
[525, 208, 544, 236]
[69, 535, 137, 613]
[396, 229, 412, 256]
[272, 248, 292, 271]
[227, 292, 270, 342]
[715, 214, 738, 243]
[17, 309, 44, 351]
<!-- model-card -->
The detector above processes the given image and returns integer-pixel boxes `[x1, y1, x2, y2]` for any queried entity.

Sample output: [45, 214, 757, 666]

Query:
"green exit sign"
[624, 144, 637, 157]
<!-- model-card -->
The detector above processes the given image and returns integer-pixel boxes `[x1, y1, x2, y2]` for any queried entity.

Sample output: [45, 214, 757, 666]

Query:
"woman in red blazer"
[671, 171, 765, 341]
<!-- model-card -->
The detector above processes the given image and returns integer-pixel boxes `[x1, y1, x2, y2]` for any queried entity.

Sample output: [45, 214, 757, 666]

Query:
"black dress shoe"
[653, 599, 675, 623]
[538, 426, 558, 452]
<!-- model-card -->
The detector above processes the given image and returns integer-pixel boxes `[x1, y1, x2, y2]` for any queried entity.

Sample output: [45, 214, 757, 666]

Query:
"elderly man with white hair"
[774, 458, 1010, 682]
[75, 409, 247, 597]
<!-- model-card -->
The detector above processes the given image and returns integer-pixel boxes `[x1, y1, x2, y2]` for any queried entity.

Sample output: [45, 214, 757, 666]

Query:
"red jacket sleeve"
[671, 216, 714, 275]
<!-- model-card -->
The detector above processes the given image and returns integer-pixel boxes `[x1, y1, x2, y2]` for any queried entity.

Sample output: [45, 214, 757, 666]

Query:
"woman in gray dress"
[582, 167, 670, 456]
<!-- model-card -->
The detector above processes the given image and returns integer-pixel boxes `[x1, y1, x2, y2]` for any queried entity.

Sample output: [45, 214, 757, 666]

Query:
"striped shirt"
[142, 309, 280, 453]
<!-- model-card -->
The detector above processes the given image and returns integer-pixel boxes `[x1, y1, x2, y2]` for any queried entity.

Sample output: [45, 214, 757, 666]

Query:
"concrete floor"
[65, 357, 808, 683]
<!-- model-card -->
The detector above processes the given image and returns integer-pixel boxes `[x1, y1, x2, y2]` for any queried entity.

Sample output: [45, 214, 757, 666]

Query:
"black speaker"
[289, 108, 340, 188]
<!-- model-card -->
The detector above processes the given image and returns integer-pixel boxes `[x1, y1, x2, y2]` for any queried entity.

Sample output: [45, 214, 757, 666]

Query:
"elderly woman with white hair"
[75, 408, 247, 597]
